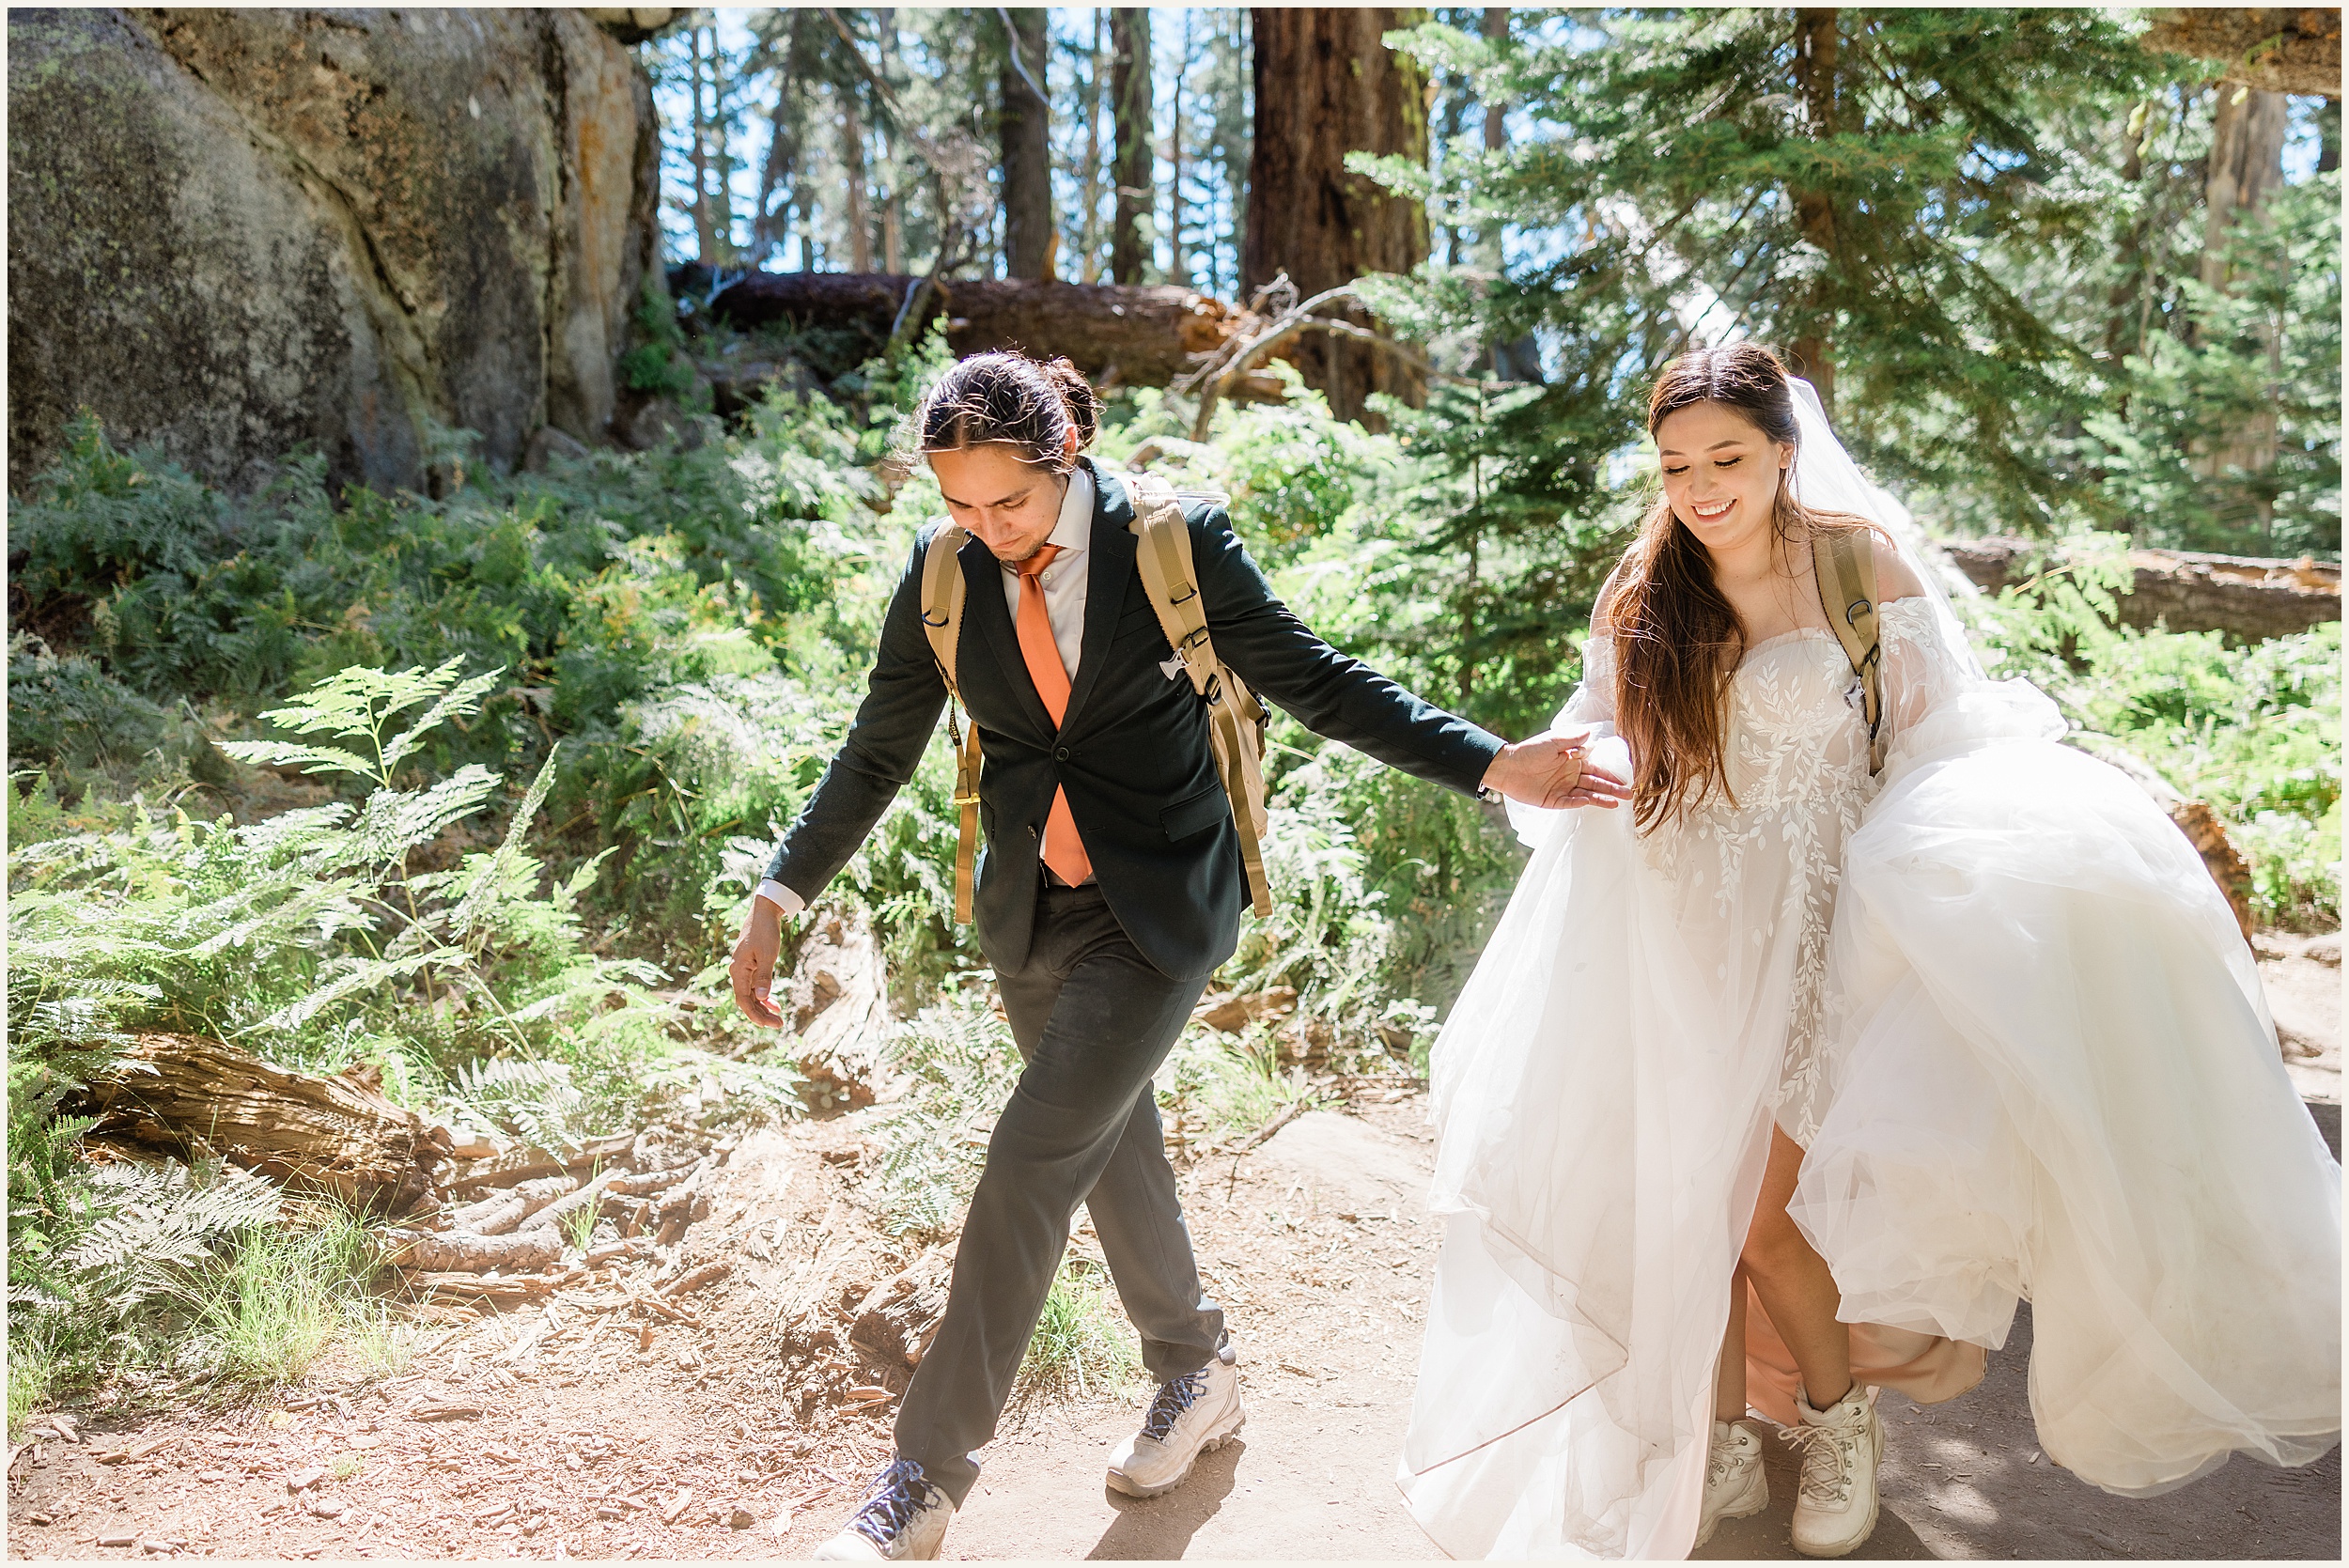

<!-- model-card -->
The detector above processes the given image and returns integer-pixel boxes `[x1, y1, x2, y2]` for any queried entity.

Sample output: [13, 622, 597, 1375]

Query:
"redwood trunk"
[1786, 8, 1841, 415]
[1243, 7, 1430, 426]
[999, 7, 1053, 279]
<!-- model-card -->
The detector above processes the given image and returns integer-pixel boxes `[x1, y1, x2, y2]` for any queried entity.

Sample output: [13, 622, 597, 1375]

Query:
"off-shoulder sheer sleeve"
[1875, 598, 2063, 781]
[1504, 634, 1622, 847]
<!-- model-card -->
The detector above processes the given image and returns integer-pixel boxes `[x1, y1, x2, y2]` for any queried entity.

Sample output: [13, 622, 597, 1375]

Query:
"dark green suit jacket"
[764, 460, 1504, 979]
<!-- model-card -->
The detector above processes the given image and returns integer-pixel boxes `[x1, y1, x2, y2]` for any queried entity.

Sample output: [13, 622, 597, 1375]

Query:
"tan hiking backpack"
[917, 473, 1274, 924]
[1812, 529, 1887, 774]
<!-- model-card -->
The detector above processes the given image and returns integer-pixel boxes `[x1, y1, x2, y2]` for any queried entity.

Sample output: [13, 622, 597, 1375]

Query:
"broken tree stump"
[82, 1033, 449, 1216]
[783, 907, 895, 1110]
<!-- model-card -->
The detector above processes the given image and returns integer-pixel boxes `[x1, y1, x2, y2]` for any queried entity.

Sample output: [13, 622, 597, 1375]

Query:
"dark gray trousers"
[892, 883, 1225, 1506]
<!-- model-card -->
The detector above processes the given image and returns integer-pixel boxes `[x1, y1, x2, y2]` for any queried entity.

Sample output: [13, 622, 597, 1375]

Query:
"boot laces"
[848, 1457, 941, 1546]
[1789, 1420, 1859, 1505]
[1140, 1368, 1209, 1442]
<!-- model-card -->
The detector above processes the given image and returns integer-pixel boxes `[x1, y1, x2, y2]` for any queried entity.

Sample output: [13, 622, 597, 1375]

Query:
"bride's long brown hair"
[1609, 345, 1881, 833]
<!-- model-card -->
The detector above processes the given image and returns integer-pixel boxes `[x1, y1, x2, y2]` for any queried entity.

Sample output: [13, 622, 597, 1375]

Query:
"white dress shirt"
[756, 465, 1097, 919]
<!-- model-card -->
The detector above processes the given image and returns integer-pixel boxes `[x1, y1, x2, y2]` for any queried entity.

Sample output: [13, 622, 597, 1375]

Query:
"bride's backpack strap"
[919, 522, 984, 923]
[1813, 529, 1888, 775]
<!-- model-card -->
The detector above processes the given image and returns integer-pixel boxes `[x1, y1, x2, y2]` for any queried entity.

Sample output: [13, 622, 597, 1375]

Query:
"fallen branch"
[662, 1261, 735, 1298]
[386, 1229, 564, 1273]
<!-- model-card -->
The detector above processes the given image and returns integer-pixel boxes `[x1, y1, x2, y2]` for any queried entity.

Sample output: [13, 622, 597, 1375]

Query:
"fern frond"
[377, 666, 504, 776]
[213, 740, 377, 778]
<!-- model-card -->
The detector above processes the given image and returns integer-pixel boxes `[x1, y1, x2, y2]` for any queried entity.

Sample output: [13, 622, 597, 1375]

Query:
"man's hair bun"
[908, 350, 1099, 474]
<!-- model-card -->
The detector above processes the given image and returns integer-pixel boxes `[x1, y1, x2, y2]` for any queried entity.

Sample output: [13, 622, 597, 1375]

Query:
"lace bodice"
[1536, 599, 1967, 1141]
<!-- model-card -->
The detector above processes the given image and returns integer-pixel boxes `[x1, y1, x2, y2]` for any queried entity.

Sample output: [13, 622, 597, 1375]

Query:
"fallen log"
[82, 1033, 449, 1216]
[670, 266, 1285, 396]
[1944, 537, 2340, 642]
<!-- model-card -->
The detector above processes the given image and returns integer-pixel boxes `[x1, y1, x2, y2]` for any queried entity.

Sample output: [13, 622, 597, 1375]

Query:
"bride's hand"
[1480, 727, 1632, 810]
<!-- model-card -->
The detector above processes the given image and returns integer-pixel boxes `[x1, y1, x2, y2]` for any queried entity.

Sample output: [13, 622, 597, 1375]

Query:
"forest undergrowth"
[7, 327, 2339, 1437]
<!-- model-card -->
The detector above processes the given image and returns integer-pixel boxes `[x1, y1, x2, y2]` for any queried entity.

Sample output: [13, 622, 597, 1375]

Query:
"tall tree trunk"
[707, 23, 737, 257]
[689, 24, 717, 265]
[842, 85, 872, 273]
[2102, 100, 2155, 370]
[2196, 82, 2291, 497]
[1081, 8, 1105, 282]
[2200, 84, 2290, 290]
[1111, 8, 1154, 284]
[1786, 8, 1841, 414]
[1169, 11, 1189, 286]
[1243, 7, 1431, 426]
[1481, 8, 1509, 156]
[999, 7, 1053, 279]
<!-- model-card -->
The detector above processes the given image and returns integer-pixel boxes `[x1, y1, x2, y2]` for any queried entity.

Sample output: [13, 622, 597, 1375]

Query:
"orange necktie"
[1015, 546, 1092, 886]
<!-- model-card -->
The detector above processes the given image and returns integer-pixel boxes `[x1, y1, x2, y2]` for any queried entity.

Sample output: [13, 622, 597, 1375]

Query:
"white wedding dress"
[1396, 575, 2342, 1558]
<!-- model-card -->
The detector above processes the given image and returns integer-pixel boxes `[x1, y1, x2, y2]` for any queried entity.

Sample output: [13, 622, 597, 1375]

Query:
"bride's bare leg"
[1741, 1126, 1853, 1405]
[1715, 1266, 1750, 1421]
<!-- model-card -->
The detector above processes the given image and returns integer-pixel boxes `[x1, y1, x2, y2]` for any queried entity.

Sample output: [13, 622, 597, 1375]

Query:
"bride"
[1396, 344, 2341, 1560]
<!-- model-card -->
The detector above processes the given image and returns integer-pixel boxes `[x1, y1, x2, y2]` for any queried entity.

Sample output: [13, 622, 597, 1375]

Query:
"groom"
[731, 424, 1621, 1559]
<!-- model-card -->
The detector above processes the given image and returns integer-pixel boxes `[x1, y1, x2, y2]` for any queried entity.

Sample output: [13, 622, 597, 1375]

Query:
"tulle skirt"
[1397, 690, 2342, 1560]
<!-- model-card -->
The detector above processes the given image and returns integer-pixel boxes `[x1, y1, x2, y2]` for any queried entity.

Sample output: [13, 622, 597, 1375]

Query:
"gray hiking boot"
[812, 1456, 956, 1560]
[1104, 1358, 1245, 1498]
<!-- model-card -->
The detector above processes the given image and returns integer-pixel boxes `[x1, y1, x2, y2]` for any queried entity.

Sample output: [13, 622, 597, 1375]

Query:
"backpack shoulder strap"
[919, 522, 971, 693]
[1812, 528, 1887, 774]
[1125, 474, 1217, 696]
[1124, 473, 1274, 917]
[918, 523, 984, 922]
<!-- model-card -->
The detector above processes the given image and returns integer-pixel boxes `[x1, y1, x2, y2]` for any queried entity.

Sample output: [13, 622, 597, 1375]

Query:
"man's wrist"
[754, 878, 805, 919]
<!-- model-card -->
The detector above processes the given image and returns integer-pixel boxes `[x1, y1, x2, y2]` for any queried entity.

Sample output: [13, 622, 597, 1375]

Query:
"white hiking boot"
[1790, 1383, 1883, 1558]
[813, 1457, 956, 1560]
[1104, 1358, 1245, 1498]
[1695, 1418, 1769, 1546]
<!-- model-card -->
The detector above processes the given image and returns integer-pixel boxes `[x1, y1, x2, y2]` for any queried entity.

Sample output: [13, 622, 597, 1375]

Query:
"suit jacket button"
[1053, 745, 1071, 761]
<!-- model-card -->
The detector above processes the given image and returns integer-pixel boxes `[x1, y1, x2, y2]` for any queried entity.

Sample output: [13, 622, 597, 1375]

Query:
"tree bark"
[82, 1033, 452, 1216]
[2201, 84, 2291, 292]
[1243, 7, 1431, 426]
[689, 23, 717, 265]
[674, 265, 1256, 389]
[1942, 537, 2342, 641]
[1111, 8, 1154, 284]
[842, 85, 872, 273]
[1786, 8, 1841, 415]
[1081, 8, 1106, 281]
[999, 7, 1053, 279]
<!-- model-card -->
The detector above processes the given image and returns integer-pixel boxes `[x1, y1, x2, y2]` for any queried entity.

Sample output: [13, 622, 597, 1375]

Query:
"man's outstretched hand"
[731, 898, 786, 1027]
[1480, 727, 1632, 810]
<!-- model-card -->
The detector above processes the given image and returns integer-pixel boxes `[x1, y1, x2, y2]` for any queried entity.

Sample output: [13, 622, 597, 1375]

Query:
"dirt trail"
[8, 957, 2341, 1561]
